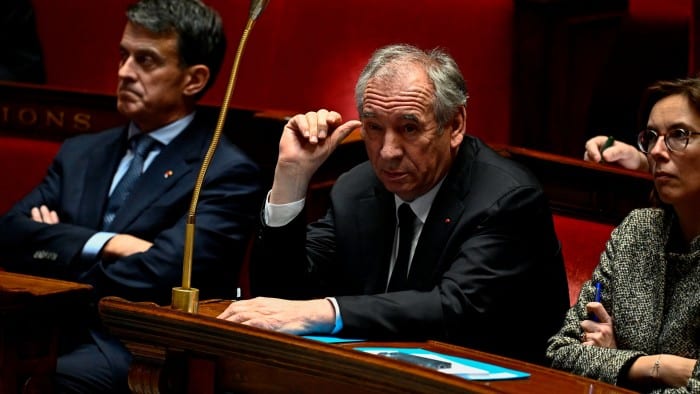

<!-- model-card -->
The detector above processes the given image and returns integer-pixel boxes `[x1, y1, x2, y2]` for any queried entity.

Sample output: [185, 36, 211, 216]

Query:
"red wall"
[31, 0, 513, 145]
[630, 0, 690, 21]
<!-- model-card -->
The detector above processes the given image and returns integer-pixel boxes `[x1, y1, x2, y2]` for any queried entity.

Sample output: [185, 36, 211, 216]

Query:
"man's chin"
[382, 182, 417, 201]
[117, 101, 143, 118]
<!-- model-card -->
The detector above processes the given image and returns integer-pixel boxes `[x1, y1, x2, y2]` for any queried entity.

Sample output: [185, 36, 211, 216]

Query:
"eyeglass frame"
[636, 128, 700, 153]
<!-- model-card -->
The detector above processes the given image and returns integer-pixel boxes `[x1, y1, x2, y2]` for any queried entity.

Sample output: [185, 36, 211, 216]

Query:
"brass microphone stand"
[172, 0, 270, 313]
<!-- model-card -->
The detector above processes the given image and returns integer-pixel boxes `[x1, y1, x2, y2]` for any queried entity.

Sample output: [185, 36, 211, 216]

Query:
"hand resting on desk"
[217, 297, 336, 335]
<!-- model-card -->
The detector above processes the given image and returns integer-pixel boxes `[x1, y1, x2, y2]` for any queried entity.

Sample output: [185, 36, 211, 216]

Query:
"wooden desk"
[0, 271, 93, 394]
[99, 297, 635, 394]
[491, 144, 653, 224]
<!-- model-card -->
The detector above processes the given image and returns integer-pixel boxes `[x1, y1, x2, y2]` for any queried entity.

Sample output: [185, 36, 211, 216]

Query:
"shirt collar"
[394, 177, 446, 224]
[127, 112, 196, 146]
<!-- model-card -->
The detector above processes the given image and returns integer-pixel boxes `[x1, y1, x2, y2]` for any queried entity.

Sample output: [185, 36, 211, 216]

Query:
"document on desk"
[355, 347, 530, 381]
[302, 335, 366, 344]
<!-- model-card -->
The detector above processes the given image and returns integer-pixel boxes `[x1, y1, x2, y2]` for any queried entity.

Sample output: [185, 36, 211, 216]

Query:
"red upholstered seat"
[0, 136, 60, 214]
[552, 214, 615, 305]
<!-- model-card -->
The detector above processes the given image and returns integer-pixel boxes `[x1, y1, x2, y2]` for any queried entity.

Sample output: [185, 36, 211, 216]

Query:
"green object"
[599, 136, 615, 163]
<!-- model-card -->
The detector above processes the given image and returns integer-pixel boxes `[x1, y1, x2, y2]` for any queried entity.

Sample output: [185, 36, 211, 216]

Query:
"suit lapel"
[408, 138, 475, 287]
[409, 192, 464, 287]
[106, 117, 207, 232]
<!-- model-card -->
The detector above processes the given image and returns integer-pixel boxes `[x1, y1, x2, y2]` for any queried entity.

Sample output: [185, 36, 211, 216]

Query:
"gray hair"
[354, 44, 468, 128]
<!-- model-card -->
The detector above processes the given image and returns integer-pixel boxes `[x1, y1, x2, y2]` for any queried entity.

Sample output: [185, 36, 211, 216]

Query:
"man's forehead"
[362, 82, 434, 115]
[121, 23, 179, 55]
[360, 111, 420, 121]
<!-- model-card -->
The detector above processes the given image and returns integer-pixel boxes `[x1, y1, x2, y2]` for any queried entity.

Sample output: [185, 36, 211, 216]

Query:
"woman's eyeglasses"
[637, 128, 700, 153]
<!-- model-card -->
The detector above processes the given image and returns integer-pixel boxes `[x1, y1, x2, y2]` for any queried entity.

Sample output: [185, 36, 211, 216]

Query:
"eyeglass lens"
[638, 129, 690, 153]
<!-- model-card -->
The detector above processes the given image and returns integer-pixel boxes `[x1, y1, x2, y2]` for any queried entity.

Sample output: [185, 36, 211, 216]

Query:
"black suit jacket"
[251, 136, 569, 364]
[0, 112, 262, 303]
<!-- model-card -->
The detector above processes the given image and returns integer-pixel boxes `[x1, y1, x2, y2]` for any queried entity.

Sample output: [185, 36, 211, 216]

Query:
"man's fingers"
[288, 110, 353, 144]
[217, 298, 260, 320]
[287, 114, 309, 136]
[40, 205, 57, 224]
[304, 111, 319, 143]
[224, 310, 257, 324]
[30, 205, 59, 224]
[48, 208, 59, 224]
[331, 120, 362, 144]
[30, 207, 42, 222]
[216, 302, 237, 319]
[316, 109, 332, 139]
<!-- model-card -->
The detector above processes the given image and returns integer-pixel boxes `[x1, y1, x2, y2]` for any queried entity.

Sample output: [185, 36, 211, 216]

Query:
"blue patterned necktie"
[102, 134, 159, 230]
[388, 203, 416, 292]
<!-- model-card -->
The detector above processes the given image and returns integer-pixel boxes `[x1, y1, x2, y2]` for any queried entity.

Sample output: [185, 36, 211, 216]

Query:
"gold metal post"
[172, 0, 270, 313]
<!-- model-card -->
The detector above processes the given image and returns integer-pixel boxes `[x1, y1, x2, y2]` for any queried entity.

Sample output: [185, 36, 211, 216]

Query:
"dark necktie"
[102, 135, 158, 230]
[388, 203, 416, 292]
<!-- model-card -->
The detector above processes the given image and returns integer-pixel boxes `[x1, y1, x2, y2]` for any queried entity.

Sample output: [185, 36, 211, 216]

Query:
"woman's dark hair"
[638, 78, 700, 130]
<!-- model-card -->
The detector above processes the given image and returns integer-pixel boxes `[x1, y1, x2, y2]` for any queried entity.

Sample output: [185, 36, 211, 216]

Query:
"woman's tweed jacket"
[547, 208, 700, 393]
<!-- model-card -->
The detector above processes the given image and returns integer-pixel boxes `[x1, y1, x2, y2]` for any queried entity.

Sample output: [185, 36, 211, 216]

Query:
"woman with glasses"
[547, 78, 700, 392]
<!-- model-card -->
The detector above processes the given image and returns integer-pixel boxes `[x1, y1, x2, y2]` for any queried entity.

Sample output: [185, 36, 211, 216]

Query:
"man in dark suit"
[217, 44, 569, 365]
[0, 0, 262, 392]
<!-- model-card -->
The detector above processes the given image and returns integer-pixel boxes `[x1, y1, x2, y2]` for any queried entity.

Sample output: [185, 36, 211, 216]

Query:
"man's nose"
[118, 57, 136, 80]
[380, 130, 403, 159]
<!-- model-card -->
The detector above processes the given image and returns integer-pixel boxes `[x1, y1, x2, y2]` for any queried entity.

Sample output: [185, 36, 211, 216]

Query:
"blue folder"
[354, 347, 530, 381]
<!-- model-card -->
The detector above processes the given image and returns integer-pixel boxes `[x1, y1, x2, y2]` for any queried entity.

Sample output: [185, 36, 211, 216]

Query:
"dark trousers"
[54, 329, 131, 394]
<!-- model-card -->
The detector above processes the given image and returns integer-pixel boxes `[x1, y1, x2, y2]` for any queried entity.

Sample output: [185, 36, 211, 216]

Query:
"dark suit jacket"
[251, 136, 569, 364]
[0, 113, 263, 385]
[0, 113, 262, 303]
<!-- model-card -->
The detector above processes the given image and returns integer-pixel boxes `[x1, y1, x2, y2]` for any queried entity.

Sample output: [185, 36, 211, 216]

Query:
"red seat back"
[0, 136, 60, 214]
[552, 214, 614, 305]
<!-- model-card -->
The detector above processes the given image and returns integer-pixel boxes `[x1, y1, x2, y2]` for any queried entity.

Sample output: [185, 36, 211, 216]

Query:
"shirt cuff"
[263, 190, 305, 227]
[325, 297, 343, 334]
[82, 232, 117, 260]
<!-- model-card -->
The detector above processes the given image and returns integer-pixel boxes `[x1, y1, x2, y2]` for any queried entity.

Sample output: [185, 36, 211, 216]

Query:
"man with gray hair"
[218, 44, 569, 365]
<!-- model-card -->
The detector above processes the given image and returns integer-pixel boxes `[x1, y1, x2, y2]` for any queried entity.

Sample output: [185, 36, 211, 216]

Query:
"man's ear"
[183, 65, 210, 97]
[449, 106, 467, 148]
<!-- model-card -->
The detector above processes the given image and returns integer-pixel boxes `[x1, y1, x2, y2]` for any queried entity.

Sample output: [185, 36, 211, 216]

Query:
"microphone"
[249, 0, 270, 21]
[171, 0, 270, 313]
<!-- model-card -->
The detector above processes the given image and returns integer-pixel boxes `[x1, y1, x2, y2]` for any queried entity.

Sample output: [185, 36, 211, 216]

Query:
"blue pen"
[589, 282, 602, 322]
